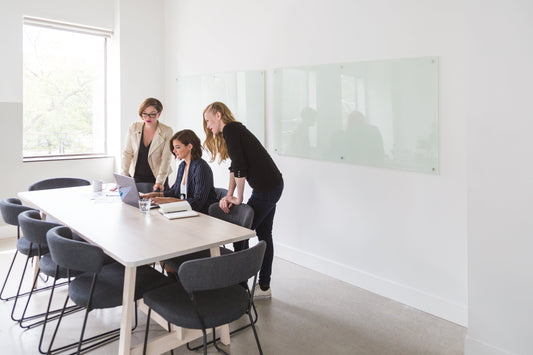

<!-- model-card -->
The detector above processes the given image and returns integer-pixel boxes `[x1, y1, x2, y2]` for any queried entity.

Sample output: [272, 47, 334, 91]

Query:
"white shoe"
[254, 285, 271, 300]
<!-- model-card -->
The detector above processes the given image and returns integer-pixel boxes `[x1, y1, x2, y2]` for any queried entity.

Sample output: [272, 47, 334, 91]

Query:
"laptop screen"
[113, 174, 141, 207]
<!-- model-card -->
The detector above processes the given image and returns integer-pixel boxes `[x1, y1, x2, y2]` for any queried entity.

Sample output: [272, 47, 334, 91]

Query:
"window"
[23, 18, 111, 159]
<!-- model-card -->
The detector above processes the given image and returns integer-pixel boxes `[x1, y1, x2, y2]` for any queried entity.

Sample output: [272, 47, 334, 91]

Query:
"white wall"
[0, 0, 530, 352]
[116, 0, 166, 157]
[163, 0, 468, 325]
[0, 0, 165, 236]
[466, 1, 533, 354]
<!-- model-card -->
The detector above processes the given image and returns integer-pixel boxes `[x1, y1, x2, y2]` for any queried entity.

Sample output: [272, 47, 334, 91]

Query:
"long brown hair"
[202, 102, 237, 163]
[169, 129, 203, 160]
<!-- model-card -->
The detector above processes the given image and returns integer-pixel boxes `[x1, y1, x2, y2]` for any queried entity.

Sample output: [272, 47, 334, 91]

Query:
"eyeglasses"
[141, 112, 159, 119]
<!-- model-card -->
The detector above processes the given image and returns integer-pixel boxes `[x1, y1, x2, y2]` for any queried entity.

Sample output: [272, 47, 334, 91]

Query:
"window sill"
[23, 154, 114, 163]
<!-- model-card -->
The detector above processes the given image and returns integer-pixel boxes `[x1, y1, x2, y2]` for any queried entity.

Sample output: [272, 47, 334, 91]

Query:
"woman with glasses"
[121, 98, 173, 192]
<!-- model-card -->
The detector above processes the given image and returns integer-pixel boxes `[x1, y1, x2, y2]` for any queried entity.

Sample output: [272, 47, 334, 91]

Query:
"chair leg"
[0, 249, 19, 300]
[248, 312, 263, 355]
[77, 306, 92, 354]
[133, 300, 139, 330]
[142, 309, 175, 355]
[186, 303, 260, 353]
[46, 292, 71, 354]
[0, 225, 23, 301]
[20, 293, 81, 329]
[43, 274, 127, 355]
[143, 308, 152, 355]
[202, 329, 208, 355]
[211, 327, 229, 355]
[17, 261, 40, 324]
[38, 275, 58, 354]
[10, 254, 32, 321]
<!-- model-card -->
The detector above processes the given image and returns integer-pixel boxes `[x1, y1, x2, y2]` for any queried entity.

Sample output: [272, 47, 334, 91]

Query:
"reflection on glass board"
[274, 57, 439, 173]
[176, 71, 265, 144]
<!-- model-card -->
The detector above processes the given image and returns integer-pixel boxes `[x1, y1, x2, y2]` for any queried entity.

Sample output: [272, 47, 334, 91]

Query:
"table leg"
[209, 247, 230, 345]
[118, 266, 137, 355]
[32, 257, 40, 290]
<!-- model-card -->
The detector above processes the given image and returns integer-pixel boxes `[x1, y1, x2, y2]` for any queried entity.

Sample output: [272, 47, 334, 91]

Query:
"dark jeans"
[234, 179, 284, 289]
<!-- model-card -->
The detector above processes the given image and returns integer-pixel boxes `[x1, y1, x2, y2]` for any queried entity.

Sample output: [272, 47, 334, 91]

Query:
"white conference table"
[18, 185, 256, 354]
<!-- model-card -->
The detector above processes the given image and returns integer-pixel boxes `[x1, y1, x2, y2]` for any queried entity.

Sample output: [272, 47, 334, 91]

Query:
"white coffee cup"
[92, 180, 103, 192]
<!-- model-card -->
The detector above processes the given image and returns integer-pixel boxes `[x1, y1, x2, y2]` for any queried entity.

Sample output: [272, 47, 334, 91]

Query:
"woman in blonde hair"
[121, 98, 173, 192]
[203, 102, 283, 299]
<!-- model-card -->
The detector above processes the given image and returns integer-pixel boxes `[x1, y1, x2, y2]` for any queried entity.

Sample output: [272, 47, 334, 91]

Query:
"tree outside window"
[23, 19, 109, 158]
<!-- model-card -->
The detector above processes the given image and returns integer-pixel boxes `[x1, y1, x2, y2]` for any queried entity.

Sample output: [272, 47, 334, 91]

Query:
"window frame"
[22, 16, 113, 162]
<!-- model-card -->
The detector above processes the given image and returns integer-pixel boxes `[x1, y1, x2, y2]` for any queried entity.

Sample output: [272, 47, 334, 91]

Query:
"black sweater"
[223, 122, 282, 192]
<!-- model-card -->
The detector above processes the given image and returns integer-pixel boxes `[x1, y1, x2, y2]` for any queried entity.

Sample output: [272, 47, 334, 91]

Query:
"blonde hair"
[202, 102, 237, 163]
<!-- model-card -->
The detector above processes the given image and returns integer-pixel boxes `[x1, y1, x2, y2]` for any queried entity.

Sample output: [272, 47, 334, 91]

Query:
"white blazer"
[121, 121, 174, 185]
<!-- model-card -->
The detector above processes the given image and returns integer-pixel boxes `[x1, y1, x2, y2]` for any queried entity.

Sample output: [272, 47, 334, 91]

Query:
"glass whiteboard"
[273, 57, 439, 173]
[176, 71, 265, 144]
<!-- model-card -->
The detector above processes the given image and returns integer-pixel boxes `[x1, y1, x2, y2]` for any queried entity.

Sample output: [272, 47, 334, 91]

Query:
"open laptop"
[113, 173, 158, 208]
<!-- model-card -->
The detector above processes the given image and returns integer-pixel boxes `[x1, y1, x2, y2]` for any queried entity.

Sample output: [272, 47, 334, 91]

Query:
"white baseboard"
[465, 335, 515, 355]
[0, 225, 16, 239]
[275, 242, 468, 326]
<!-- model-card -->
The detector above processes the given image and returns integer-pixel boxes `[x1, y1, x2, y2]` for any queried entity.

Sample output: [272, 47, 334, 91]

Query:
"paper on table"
[161, 210, 199, 220]
[158, 200, 192, 214]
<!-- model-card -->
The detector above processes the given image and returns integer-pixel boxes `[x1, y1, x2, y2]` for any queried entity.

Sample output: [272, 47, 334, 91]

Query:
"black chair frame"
[143, 241, 266, 355]
[15, 210, 82, 330]
[43, 269, 140, 355]
[0, 198, 39, 302]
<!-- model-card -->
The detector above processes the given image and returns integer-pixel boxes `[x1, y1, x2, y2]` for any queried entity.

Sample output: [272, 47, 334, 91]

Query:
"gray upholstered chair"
[28, 177, 90, 191]
[45, 226, 173, 354]
[136, 182, 155, 194]
[0, 198, 37, 301]
[16, 209, 87, 346]
[28, 177, 91, 225]
[214, 187, 228, 200]
[143, 241, 266, 355]
[14, 210, 63, 326]
[208, 203, 254, 229]
[162, 203, 254, 274]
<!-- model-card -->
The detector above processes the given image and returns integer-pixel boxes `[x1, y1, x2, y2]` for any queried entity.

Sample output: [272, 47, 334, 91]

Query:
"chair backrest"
[0, 198, 36, 226]
[18, 210, 61, 245]
[46, 226, 104, 274]
[208, 202, 254, 229]
[136, 182, 154, 194]
[29, 177, 90, 191]
[179, 240, 266, 293]
[214, 187, 228, 200]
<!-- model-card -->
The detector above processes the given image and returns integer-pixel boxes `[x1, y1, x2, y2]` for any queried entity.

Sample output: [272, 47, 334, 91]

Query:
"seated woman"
[142, 129, 217, 214]
[142, 129, 218, 275]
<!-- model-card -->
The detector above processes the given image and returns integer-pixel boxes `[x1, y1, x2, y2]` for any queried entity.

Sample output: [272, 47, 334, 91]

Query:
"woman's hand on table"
[140, 192, 160, 199]
[152, 197, 182, 204]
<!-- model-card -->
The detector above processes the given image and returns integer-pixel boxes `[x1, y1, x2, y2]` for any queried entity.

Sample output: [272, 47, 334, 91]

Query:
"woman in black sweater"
[203, 102, 283, 299]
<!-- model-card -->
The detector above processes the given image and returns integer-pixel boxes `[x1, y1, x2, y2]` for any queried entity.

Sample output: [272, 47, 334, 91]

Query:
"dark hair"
[169, 129, 203, 160]
[138, 98, 163, 117]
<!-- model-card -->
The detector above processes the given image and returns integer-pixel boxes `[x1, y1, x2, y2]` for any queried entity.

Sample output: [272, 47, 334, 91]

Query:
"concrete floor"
[0, 237, 466, 354]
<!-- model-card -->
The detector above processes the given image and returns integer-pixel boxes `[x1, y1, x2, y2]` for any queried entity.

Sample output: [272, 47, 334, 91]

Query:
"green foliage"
[23, 25, 106, 156]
